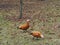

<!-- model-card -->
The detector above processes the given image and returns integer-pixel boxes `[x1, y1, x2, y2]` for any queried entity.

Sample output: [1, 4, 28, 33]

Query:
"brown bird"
[17, 19, 30, 32]
[29, 31, 44, 39]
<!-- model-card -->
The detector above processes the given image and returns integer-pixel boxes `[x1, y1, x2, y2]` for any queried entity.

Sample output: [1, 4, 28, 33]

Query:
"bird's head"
[40, 34, 44, 38]
[26, 19, 30, 22]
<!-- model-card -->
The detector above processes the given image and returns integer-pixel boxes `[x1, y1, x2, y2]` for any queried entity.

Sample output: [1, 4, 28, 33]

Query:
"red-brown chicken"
[18, 19, 30, 32]
[30, 31, 44, 39]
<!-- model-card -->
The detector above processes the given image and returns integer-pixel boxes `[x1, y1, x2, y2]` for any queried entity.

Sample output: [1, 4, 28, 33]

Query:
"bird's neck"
[26, 22, 29, 25]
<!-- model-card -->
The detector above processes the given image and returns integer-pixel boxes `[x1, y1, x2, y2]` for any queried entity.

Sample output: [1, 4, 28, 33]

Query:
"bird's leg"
[23, 30, 27, 33]
[32, 37, 35, 40]
[32, 37, 38, 40]
[36, 37, 39, 40]
[32, 37, 39, 40]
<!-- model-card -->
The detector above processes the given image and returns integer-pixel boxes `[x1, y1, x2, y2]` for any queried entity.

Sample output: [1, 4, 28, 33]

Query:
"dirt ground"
[0, 0, 60, 45]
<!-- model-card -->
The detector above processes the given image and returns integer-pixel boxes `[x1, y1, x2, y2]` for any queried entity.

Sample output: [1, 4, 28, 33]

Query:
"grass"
[0, 0, 60, 45]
